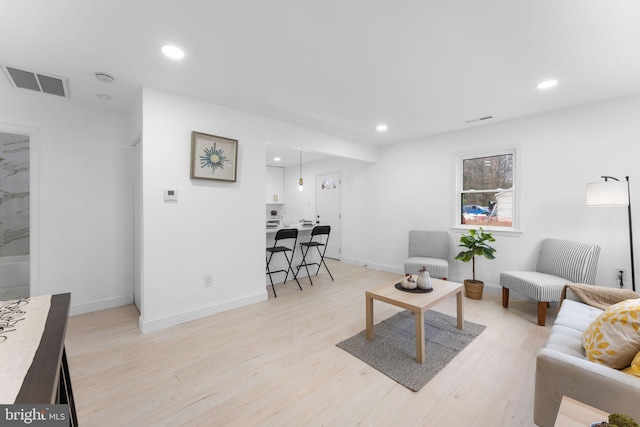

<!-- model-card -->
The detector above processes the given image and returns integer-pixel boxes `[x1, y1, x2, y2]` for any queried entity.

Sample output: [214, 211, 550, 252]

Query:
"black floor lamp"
[586, 176, 635, 292]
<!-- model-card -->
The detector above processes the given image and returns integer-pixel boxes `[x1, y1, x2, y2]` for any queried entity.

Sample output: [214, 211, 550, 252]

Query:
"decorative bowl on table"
[395, 275, 433, 293]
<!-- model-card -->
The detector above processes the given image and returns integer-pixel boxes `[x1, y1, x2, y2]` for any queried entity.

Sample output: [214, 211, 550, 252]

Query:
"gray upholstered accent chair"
[500, 238, 601, 326]
[404, 230, 449, 279]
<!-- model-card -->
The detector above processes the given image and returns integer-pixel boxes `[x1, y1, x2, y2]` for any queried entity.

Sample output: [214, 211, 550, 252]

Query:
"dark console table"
[9, 292, 78, 426]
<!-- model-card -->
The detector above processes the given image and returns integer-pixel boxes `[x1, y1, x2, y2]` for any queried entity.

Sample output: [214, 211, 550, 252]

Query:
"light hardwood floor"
[66, 261, 554, 426]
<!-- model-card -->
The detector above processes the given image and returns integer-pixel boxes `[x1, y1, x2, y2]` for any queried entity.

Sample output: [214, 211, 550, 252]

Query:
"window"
[321, 178, 336, 189]
[455, 148, 518, 231]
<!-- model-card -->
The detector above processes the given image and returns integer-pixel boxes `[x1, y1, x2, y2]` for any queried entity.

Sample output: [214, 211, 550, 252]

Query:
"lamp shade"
[586, 181, 629, 206]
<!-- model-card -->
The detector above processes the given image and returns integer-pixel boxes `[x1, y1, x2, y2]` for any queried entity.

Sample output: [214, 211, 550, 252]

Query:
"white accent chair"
[404, 230, 449, 279]
[500, 238, 601, 326]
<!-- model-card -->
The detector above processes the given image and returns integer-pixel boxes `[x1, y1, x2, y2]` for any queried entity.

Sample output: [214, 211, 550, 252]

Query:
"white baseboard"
[482, 282, 501, 296]
[139, 291, 268, 334]
[70, 294, 133, 316]
[339, 257, 404, 275]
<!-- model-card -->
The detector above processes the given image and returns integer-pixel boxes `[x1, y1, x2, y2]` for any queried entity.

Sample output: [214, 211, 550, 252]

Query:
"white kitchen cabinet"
[266, 166, 284, 204]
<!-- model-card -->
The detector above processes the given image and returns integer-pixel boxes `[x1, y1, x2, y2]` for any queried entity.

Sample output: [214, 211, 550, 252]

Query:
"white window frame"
[452, 146, 522, 235]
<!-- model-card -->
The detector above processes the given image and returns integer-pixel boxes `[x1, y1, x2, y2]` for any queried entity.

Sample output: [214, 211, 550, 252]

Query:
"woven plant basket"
[464, 279, 484, 300]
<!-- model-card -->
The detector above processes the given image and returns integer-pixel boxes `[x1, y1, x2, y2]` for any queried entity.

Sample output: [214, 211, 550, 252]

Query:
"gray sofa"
[534, 287, 640, 426]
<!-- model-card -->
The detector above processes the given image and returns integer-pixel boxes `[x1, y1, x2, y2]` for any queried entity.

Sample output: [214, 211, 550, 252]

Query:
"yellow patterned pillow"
[582, 298, 640, 369]
[623, 351, 640, 378]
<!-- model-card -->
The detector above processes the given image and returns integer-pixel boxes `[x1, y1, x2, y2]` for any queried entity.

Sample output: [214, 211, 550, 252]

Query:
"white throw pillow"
[582, 298, 640, 369]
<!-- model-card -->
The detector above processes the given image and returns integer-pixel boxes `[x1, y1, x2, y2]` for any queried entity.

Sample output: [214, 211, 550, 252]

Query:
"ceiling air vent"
[1, 65, 70, 98]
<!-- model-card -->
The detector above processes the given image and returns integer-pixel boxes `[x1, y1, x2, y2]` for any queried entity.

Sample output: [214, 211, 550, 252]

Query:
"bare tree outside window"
[460, 153, 514, 228]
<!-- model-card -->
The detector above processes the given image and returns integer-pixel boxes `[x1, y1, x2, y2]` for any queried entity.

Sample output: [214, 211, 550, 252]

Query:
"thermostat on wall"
[164, 189, 178, 201]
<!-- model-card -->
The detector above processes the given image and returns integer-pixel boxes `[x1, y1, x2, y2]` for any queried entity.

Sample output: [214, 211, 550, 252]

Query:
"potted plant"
[454, 227, 496, 299]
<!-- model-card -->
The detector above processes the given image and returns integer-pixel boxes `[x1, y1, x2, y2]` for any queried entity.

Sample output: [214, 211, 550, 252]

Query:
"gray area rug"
[337, 310, 486, 392]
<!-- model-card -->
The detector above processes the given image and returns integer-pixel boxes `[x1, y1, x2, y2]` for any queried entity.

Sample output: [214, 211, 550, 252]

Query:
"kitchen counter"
[266, 223, 317, 233]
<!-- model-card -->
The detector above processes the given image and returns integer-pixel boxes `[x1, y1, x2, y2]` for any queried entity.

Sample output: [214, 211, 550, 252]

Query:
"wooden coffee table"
[554, 396, 609, 427]
[365, 277, 464, 364]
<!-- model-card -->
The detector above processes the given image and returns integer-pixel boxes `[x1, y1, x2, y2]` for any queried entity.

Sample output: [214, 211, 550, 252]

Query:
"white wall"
[277, 157, 374, 254]
[339, 94, 640, 295]
[3, 79, 634, 323]
[0, 84, 134, 314]
[139, 87, 377, 332]
[131, 91, 143, 312]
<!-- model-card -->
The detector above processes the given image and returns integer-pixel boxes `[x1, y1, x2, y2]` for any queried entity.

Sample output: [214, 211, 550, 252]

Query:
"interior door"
[316, 173, 341, 260]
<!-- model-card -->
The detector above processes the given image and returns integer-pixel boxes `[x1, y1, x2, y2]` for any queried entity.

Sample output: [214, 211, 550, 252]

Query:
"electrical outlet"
[615, 267, 629, 282]
[204, 274, 213, 287]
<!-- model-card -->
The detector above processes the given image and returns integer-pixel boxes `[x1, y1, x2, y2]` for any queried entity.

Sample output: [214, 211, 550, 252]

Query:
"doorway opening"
[0, 132, 30, 300]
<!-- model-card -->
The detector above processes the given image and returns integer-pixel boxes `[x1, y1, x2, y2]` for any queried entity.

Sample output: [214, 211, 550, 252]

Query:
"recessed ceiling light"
[162, 45, 185, 60]
[376, 124, 388, 132]
[273, 157, 281, 162]
[537, 80, 558, 90]
[96, 94, 112, 100]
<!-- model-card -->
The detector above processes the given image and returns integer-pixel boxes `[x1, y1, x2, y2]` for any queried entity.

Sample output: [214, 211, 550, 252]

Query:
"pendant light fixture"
[298, 151, 304, 192]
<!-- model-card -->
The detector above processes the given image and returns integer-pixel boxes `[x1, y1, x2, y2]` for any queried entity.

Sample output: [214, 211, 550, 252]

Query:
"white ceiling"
[266, 144, 333, 167]
[1, 1, 640, 148]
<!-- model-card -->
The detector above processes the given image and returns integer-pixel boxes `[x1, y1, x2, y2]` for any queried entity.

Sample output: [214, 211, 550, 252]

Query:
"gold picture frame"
[190, 131, 238, 182]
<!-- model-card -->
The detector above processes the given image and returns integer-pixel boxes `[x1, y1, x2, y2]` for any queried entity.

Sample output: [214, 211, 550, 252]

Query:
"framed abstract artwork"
[190, 131, 238, 182]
